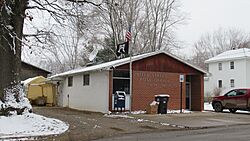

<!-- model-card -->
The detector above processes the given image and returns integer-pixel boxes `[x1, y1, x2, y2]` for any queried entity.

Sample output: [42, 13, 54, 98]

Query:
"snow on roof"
[205, 48, 250, 63]
[51, 50, 206, 78]
[21, 76, 42, 86]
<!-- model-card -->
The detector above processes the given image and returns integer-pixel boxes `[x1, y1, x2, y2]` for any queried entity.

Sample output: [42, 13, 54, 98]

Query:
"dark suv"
[212, 89, 250, 113]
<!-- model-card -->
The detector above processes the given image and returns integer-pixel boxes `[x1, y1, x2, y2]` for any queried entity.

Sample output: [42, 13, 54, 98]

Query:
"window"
[83, 74, 90, 86]
[206, 64, 209, 72]
[113, 70, 130, 94]
[230, 79, 235, 88]
[68, 76, 73, 87]
[218, 80, 222, 88]
[113, 70, 129, 78]
[230, 61, 234, 69]
[226, 90, 237, 97]
[237, 89, 247, 96]
[113, 79, 130, 94]
[218, 63, 222, 71]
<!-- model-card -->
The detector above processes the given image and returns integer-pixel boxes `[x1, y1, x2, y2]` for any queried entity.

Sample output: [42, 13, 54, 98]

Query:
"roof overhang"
[51, 50, 207, 78]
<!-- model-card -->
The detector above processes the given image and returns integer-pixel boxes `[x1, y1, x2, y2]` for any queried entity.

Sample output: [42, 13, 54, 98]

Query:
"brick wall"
[132, 71, 186, 111]
[112, 53, 204, 112]
[191, 75, 204, 111]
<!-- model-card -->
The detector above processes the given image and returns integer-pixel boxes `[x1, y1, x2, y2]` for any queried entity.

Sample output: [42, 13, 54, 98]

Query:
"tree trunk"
[0, 0, 28, 100]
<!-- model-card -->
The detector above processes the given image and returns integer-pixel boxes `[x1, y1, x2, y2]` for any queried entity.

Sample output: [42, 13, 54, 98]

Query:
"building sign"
[134, 71, 179, 89]
[179, 74, 184, 83]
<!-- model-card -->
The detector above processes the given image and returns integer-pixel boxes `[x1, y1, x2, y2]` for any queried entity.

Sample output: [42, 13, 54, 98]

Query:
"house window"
[68, 76, 73, 87]
[83, 74, 90, 86]
[218, 63, 222, 71]
[230, 61, 234, 69]
[230, 79, 235, 88]
[218, 80, 222, 88]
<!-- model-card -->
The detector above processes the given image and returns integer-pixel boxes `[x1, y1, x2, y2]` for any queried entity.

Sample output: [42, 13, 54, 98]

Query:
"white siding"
[60, 71, 110, 113]
[246, 59, 250, 86]
[204, 77, 212, 96]
[205, 59, 247, 95]
[57, 81, 65, 107]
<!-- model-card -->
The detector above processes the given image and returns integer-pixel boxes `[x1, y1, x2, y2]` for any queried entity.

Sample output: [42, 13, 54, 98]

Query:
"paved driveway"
[132, 111, 250, 128]
[32, 107, 250, 141]
[95, 124, 250, 141]
[32, 107, 178, 141]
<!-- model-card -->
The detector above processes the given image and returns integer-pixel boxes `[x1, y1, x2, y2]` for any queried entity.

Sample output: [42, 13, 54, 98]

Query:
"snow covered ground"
[0, 113, 69, 139]
[204, 102, 214, 111]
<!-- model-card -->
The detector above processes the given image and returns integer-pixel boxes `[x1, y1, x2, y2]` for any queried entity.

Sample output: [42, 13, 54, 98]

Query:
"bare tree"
[22, 0, 185, 75]
[0, 0, 102, 115]
[22, 1, 105, 73]
[90, 0, 185, 56]
[189, 28, 250, 70]
[143, 0, 184, 52]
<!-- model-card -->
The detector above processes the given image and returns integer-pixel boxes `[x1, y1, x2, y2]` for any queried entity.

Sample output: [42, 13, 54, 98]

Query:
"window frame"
[218, 63, 222, 71]
[230, 79, 235, 88]
[218, 80, 222, 88]
[230, 61, 234, 69]
[113, 70, 130, 78]
[83, 74, 90, 86]
[68, 76, 73, 87]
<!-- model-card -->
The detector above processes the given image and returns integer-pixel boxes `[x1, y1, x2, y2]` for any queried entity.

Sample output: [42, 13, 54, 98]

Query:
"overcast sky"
[176, 0, 250, 56]
[24, 0, 250, 63]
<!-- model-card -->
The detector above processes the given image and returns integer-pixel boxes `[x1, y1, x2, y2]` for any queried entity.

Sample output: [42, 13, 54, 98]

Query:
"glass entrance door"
[186, 82, 191, 110]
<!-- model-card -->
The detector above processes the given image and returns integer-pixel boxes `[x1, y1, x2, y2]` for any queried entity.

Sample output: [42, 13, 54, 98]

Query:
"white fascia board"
[205, 56, 249, 63]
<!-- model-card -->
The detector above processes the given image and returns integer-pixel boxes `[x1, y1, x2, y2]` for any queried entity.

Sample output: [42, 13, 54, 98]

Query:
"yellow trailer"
[23, 76, 57, 106]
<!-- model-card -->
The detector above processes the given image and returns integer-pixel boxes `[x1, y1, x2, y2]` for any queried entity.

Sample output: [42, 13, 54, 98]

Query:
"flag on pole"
[116, 26, 132, 57]
[116, 42, 129, 57]
[125, 26, 132, 41]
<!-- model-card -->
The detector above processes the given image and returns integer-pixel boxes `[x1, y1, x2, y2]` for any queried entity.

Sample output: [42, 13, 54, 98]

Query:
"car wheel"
[213, 102, 223, 112]
[229, 109, 237, 113]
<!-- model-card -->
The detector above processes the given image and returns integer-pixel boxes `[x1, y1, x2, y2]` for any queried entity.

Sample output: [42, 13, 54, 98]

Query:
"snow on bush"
[1, 84, 32, 115]
[0, 101, 4, 109]
[0, 84, 69, 139]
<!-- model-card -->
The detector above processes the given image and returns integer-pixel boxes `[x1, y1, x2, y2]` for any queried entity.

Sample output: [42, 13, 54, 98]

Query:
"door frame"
[186, 82, 191, 110]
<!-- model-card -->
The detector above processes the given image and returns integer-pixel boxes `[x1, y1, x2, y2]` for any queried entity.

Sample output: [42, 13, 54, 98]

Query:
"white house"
[204, 48, 250, 96]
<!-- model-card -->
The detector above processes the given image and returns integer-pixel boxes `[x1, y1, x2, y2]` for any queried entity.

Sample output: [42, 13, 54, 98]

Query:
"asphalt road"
[95, 124, 250, 141]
